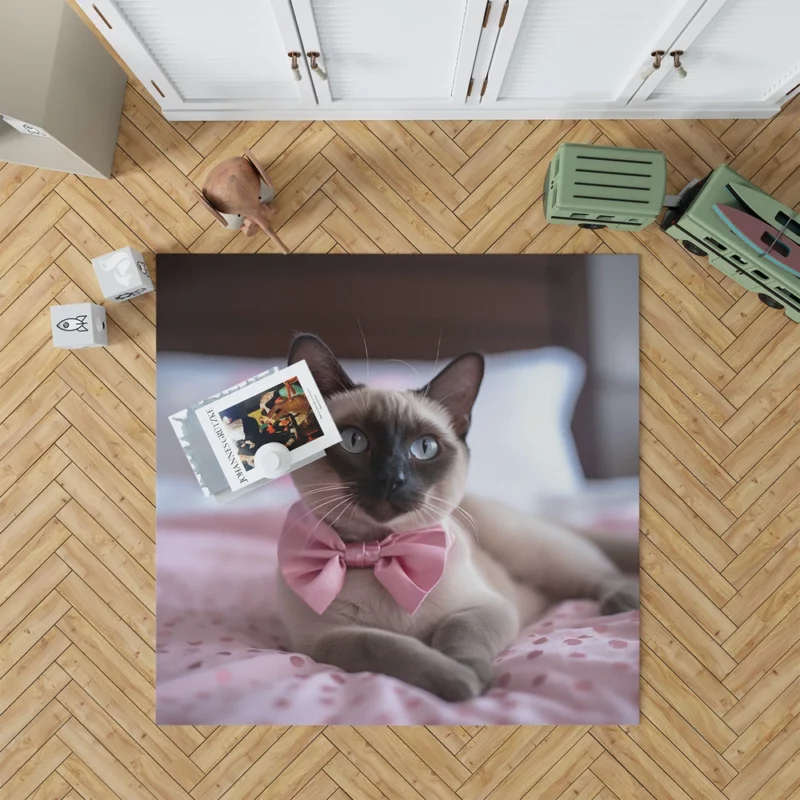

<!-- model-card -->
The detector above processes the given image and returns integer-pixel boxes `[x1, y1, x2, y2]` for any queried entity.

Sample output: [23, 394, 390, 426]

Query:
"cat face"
[287, 334, 484, 541]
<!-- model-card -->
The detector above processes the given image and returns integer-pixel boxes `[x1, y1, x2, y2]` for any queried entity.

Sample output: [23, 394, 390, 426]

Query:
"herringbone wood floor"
[3, 46, 800, 800]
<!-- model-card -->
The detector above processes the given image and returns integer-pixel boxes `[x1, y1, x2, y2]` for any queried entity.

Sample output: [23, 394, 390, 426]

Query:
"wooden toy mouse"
[196, 149, 289, 254]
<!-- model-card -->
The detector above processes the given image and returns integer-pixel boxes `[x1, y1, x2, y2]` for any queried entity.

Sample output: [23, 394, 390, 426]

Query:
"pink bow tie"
[278, 501, 449, 615]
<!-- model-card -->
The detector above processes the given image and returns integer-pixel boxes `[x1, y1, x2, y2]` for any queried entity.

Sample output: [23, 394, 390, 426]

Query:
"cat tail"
[568, 528, 638, 575]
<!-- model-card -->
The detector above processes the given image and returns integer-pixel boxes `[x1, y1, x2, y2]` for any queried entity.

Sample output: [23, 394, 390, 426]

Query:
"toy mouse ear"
[195, 190, 229, 228]
[243, 149, 274, 190]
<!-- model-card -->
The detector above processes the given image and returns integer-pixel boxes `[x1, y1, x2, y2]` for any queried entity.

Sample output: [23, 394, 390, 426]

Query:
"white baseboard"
[162, 103, 779, 121]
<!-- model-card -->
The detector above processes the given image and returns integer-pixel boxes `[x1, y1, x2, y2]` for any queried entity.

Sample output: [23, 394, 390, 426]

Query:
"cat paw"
[456, 657, 493, 691]
[599, 575, 639, 615]
[421, 660, 484, 702]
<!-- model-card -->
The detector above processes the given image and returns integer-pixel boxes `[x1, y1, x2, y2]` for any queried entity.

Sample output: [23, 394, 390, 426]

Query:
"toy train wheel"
[682, 240, 707, 257]
[579, 223, 606, 230]
[758, 293, 784, 310]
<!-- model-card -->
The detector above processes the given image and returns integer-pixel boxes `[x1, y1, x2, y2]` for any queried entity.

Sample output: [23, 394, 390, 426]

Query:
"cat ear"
[420, 352, 484, 439]
[288, 334, 356, 398]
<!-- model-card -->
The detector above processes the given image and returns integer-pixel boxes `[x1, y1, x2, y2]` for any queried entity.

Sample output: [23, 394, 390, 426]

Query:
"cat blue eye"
[340, 427, 368, 453]
[410, 435, 439, 460]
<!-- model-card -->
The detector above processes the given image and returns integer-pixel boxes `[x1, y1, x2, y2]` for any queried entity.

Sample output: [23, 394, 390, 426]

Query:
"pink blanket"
[156, 500, 639, 725]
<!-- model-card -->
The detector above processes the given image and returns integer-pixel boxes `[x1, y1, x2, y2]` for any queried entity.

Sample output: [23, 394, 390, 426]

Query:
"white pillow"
[467, 349, 587, 509]
[158, 348, 587, 513]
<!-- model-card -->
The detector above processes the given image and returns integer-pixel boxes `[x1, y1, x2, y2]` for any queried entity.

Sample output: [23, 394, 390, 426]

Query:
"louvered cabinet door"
[479, 0, 705, 109]
[76, 0, 317, 112]
[632, 0, 800, 110]
[289, 0, 487, 108]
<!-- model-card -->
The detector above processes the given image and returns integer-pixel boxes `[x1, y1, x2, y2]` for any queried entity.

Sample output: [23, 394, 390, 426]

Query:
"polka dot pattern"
[156, 501, 639, 726]
[215, 669, 232, 684]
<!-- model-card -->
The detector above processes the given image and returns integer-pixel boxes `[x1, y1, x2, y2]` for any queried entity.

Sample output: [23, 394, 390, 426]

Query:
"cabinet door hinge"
[482, 0, 492, 27]
[480, 77, 488, 97]
[467, 77, 475, 97]
[499, 0, 509, 27]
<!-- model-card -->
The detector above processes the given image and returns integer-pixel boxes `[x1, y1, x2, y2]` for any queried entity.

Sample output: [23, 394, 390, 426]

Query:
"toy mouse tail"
[253, 214, 290, 255]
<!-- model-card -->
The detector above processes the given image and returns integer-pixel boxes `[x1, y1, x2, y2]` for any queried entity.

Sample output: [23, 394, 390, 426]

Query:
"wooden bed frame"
[155, 253, 600, 477]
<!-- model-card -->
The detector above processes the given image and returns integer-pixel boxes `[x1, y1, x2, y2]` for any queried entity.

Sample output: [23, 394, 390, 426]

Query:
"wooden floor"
[2, 72, 800, 800]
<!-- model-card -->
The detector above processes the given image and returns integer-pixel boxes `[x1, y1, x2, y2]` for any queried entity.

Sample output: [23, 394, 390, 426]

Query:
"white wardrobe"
[78, 0, 800, 120]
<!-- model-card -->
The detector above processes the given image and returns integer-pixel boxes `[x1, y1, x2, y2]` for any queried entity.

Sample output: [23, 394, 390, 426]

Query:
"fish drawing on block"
[56, 315, 89, 332]
[713, 204, 800, 278]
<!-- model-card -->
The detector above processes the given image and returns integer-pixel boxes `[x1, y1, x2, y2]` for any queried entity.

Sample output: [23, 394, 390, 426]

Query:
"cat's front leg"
[430, 603, 519, 690]
[306, 626, 484, 702]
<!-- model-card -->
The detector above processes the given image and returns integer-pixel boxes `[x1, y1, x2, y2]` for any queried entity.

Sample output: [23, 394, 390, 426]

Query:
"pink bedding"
[156, 499, 639, 725]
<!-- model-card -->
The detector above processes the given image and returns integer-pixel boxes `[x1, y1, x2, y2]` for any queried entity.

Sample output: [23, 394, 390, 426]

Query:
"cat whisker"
[415, 499, 447, 526]
[423, 494, 481, 548]
[329, 500, 354, 530]
[432, 330, 442, 376]
[454, 507, 481, 548]
[285, 494, 350, 535]
[410, 507, 431, 530]
[428, 388, 461, 407]
[355, 387, 370, 416]
[422, 331, 443, 396]
[357, 317, 370, 384]
[421, 493, 456, 516]
[299, 485, 354, 497]
[335, 374, 368, 415]
[293, 493, 355, 553]
[312, 495, 355, 533]
[418, 500, 475, 546]
[307, 495, 351, 513]
[421, 506, 445, 529]
[442, 500, 479, 532]
[384, 359, 421, 383]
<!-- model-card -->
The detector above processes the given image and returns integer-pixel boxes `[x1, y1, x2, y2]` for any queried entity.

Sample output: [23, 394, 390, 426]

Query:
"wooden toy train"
[544, 143, 800, 323]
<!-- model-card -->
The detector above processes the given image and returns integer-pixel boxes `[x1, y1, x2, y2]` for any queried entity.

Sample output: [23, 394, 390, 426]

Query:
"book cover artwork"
[170, 361, 340, 500]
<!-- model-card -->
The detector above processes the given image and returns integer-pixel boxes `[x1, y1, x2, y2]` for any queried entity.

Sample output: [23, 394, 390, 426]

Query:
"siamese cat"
[276, 334, 638, 702]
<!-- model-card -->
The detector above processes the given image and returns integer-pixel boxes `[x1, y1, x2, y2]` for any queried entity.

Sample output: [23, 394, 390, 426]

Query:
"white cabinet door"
[77, 0, 317, 112]
[289, 0, 487, 109]
[480, 0, 705, 110]
[633, 0, 800, 108]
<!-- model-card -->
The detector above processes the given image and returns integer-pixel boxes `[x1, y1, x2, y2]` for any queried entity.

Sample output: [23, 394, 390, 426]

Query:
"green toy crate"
[544, 143, 667, 231]
[661, 164, 800, 323]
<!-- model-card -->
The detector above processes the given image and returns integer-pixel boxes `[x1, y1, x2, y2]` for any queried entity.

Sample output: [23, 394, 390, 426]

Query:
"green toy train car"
[543, 143, 667, 232]
[544, 142, 800, 323]
[660, 165, 800, 323]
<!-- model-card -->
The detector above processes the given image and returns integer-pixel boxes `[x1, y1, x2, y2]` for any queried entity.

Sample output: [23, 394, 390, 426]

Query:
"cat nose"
[382, 471, 406, 497]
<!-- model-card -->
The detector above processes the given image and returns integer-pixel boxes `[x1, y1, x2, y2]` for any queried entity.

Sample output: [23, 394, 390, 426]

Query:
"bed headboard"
[156, 254, 600, 477]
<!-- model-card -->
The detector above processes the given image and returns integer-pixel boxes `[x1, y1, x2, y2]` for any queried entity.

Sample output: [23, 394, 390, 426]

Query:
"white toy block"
[51, 303, 107, 349]
[91, 246, 154, 302]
